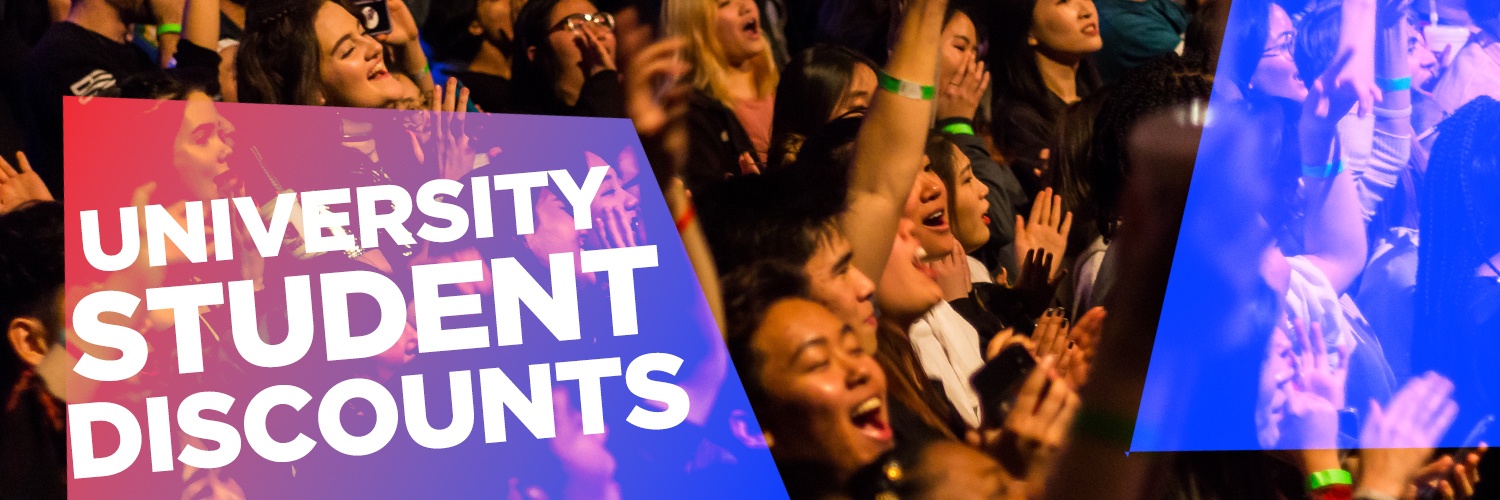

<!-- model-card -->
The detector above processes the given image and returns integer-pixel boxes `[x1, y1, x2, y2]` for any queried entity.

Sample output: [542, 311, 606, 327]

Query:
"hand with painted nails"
[990, 355, 1079, 485]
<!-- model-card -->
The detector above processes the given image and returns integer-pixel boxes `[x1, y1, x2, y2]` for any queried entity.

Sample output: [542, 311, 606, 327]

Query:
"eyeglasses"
[550, 12, 615, 33]
[1262, 32, 1295, 59]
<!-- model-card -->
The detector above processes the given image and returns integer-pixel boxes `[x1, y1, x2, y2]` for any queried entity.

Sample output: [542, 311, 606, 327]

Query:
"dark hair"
[116, 71, 210, 101]
[926, 132, 962, 219]
[1220, 0, 1273, 93]
[1414, 97, 1500, 383]
[1293, 1, 1342, 88]
[768, 45, 877, 170]
[238, 0, 327, 105]
[1049, 89, 1110, 258]
[788, 115, 863, 171]
[1089, 55, 1213, 240]
[721, 262, 812, 409]
[423, 0, 487, 63]
[0, 202, 65, 386]
[696, 165, 850, 277]
[511, 0, 570, 113]
[988, 0, 1101, 121]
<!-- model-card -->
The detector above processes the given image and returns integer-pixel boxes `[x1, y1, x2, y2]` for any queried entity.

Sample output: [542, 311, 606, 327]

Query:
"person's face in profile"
[1255, 319, 1295, 447]
[802, 231, 878, 352]
[1403, 18, 1441, 94]
[172, 92, 236, 202]
[875, 218, 945, 322]
[1250, 4, 1309, 102]
[314, 1, 405, 108]
[751, 299, 894, 477]
[945, 145, 991, 253]
[905, 167, 954, 261]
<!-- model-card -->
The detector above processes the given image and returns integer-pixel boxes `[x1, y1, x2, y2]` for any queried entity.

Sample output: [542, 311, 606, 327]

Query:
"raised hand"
[985, 327, 1032, 361]
[550, 387, 622, 500]
[1014, 188, 1073, 281]
[1275, 320, 1348, 451]
[428, 78, 475, 182]
[992, 356, 1079, 483]
[931, 236, 974, 301]
[1032, 308, 1069, 361]
[1012, 249, 1060, 317]
[377, 0, 421, 46]
[575, 25, 618, 77]
[936, 50, 990, 121]
[1307, 0, 1382, 119]
[0, 152, 53, 213]
[1293, 320, 1351, 411]
[622, 36, 691, 187]
[1357, 372, 1460, 497]
[1061, 306, 1105, 388]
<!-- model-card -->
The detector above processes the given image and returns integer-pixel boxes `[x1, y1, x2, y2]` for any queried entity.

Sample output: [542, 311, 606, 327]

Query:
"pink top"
[731, 93, 776, 162]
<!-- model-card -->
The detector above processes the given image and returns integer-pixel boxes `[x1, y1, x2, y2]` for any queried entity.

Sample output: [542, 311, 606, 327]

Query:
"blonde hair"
[662, 0, 779, 106]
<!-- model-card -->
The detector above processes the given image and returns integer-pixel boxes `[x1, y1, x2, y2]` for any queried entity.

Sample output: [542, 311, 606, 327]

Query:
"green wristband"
[1302, 160, 1345, 178]
[1376, 76, 1411, 92]
[876, 70, 935, 101]
[940, 122, 975, 136]
[1307, 469, 1352, 490]
[157, 23, 182, 35]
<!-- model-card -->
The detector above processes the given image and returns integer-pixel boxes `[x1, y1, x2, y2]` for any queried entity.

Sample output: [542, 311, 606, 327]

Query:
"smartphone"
[971, 344, 1037, 427]
[352, 0, 393, 36]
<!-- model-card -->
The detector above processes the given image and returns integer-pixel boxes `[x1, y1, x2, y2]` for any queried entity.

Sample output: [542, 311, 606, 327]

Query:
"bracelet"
[157, 23, 182, 35]
[675, 204, 697, 232]
[1302, 160, 1345, 178]
[940, 122, 976, 136]
[876, 70, 935, 101]
[1376, 76, 1411, 92]
[1312, 484, 1354, 500]
[1308, 469, 1353, 491]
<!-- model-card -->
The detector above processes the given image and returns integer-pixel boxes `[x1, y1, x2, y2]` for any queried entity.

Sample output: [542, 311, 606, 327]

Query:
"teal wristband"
[157, 23, 182, 35]
[1307, 469, 1352, 490]
[1302, 160, 1345, 178]
[940, 122, 975, 136]
[1376, 76, 1411, 92]
[876, 70, 935, 101]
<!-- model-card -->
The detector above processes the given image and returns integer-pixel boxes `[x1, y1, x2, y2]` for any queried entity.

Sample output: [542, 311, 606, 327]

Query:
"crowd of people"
[1, 0, 1499, 497]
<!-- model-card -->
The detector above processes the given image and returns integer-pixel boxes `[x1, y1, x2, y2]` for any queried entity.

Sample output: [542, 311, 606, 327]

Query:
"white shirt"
[909, 301, 987, 428]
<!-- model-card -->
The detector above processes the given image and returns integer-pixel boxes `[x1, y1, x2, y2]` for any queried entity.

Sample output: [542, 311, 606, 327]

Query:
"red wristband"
[675, 204, 696, 232]
[1311, 484, 1354, 500]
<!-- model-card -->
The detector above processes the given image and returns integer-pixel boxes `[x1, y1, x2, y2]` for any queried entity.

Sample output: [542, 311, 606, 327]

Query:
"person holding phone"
[510, 0, 626, 117]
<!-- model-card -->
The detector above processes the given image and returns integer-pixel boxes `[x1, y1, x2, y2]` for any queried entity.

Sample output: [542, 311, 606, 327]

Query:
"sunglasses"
[550, 12, 615, 33]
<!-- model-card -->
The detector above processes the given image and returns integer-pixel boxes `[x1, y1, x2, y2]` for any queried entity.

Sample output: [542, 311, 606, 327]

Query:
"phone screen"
[353, 0, 393, 36]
